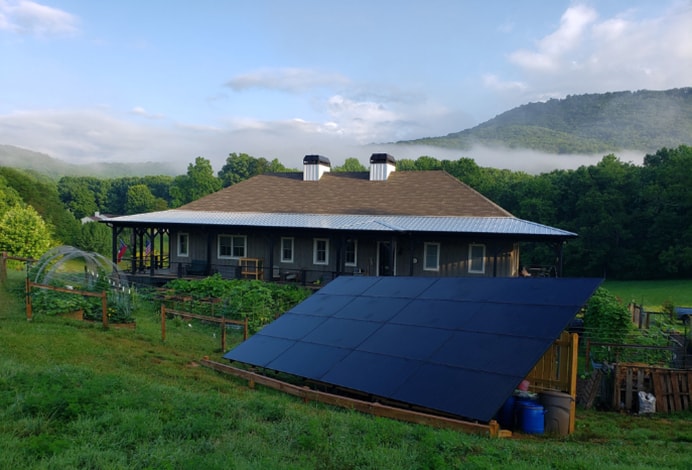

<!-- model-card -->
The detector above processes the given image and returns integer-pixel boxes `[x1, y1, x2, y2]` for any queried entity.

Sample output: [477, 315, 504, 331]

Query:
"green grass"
[1, 270, 691, 469]
[603, 279, 692, 311]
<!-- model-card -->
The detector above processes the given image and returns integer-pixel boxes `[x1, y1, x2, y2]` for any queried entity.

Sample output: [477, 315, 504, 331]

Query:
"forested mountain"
[0, 145, 173, 179]
[404, 88, 692, 154]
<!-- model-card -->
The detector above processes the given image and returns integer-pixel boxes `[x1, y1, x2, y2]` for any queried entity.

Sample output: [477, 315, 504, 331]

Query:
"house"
[103, 153, 576, 284]
[80, 211, 113, 224]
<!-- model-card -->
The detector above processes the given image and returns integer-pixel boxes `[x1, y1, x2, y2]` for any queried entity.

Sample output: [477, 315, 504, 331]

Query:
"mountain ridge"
[400, 88, 692, 154]
[0, 144, 177, 178]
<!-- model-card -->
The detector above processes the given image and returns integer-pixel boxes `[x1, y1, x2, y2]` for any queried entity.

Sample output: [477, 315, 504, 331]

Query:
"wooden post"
[161, 304, 167, 342]
[101, 291, 108, 328]
[568, 332, 579, 434]
[243, 317, 248, 341]
[0, 251, 7, 284]
[221, 318, 227, 352]
[26, 277, 32, 321]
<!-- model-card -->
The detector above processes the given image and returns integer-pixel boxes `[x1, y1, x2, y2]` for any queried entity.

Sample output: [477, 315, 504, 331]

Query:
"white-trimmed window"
[281, 237, 294, 263]
[423, 242, 440, 271]
[468, 244, 486, 273]
[218, 235, 246, 259]
[177, 233, 189, 257]
[344, 239, 357, 266]
[313, 238, 329, 265]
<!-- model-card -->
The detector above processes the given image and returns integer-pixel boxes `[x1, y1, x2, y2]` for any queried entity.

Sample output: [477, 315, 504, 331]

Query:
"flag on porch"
[145, 239, 152, 256]
[117, 238, 128, 262]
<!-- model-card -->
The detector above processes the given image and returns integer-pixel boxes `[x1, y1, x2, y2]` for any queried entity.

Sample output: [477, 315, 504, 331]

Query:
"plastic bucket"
[517, 403, 545, 434]
[539, 391, 573, 436]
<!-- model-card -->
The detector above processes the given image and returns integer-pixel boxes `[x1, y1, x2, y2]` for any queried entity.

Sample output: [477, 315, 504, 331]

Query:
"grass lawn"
[603, 278, 692, 311]
[1, 270, 691, 469]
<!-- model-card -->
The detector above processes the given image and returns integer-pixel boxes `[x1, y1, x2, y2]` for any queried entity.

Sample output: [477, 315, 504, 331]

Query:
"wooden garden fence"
[25, 279, 109, 327]
[161, 304, 248, 352]
[1, 251, 35, 283]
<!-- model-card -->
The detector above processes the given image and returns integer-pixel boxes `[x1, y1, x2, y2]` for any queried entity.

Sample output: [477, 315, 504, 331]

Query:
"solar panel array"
[224, 276, 602, 422]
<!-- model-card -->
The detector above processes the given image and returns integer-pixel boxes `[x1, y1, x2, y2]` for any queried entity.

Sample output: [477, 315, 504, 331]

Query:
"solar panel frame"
[224, 276, 602, 423]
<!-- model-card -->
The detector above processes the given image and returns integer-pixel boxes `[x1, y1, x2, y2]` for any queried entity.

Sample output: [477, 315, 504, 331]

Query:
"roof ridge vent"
[369, 153, 396, 181]
[303, 155, 331, 181]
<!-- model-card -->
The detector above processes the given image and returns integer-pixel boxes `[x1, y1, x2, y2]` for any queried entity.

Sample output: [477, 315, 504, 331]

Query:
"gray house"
[104, 154, 576, 285]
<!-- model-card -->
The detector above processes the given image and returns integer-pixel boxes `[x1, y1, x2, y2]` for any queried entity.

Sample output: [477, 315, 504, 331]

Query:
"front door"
[377, 241, 395, 276]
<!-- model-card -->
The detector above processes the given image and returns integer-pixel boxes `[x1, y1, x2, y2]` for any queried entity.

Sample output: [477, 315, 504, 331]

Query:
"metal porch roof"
[105, 210, 576, 238]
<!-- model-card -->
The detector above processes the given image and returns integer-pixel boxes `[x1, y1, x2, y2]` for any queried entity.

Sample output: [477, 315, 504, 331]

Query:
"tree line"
[1, 147, 691, 280]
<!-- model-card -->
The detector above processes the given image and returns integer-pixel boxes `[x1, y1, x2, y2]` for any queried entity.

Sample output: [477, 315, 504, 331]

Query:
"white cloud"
[483, 74, 527, 92]
[226, 67, 351, 93]
[130, 107, 164, 120]
[509, 4, 598, 72]
[0, 0, 78, 36]
[504, 2, 692, 97]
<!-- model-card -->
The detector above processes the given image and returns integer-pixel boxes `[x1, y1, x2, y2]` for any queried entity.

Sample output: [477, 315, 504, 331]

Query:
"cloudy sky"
[1, 0, 691, 173]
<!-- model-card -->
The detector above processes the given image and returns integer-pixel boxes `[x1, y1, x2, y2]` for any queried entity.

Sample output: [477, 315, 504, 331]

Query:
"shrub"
[583, 287, 632, 362]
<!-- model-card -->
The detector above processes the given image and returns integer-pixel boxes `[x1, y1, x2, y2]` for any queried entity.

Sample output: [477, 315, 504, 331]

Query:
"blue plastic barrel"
[517, 402, 545, 434]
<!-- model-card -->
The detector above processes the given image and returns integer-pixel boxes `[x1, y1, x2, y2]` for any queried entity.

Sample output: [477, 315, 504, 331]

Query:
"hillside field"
[1, 271, 690, 469]
[602, 279, 692, 311]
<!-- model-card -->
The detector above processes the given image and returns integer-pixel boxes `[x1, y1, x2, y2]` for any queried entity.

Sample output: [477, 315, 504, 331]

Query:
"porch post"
[557, 241, 565, 277]
[267, 234, 275, 282]
[110, 225, 118, 265]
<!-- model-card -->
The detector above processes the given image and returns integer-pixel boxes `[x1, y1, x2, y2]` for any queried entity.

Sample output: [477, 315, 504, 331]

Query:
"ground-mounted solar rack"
[218, 276, 602, 435]
[200, 358, 510, 437]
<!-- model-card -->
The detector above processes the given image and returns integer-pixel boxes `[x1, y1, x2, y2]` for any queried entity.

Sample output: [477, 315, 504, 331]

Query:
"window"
[423, 242, 440, 271]
[177, 233, 189, 257]
[313, 238, 329, 265]
[281, 237, 294, 263]
[468, 244, 486, 273]
[218, 235, 246, 259]
[344, 239, 357, 266]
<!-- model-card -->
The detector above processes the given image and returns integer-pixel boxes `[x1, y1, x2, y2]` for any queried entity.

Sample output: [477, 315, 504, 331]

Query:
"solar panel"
[224, 276, 602, 423]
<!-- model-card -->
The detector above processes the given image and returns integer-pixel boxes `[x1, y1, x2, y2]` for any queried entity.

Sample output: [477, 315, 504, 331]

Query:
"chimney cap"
[369, 153, 396, 164]
[303, 154, 331, 165]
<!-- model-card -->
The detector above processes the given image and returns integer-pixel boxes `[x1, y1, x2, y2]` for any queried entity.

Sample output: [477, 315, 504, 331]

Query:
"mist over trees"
[2, 146, 692, 280]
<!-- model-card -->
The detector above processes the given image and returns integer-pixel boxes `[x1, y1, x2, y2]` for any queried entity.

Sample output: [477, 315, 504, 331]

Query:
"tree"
[0, 204, 54, 259]
[58, 176, 101, 219]
[333, 158, 367, 172]
[170, 157, 221, 206]
[0, 167, 80, 246]
[640, 145, 692, 277]
[412, 156, 442, 170]
[0, 175, 23, 216]
[217, 153, 289, 187]
[126, 184, 159, 214]
[218, 153, 255, 187]
[74, 221, 112, 256]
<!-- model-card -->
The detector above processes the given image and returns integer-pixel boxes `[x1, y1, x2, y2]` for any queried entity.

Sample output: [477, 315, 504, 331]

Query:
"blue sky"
[1, 1, 691, 172]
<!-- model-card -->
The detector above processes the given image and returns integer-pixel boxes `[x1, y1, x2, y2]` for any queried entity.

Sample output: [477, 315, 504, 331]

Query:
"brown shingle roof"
[179, 170, 512, 217]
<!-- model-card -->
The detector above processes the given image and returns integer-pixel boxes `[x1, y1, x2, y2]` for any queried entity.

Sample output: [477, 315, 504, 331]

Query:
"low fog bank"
[240, 141, 647, 175]
[0, 107, 651, 175]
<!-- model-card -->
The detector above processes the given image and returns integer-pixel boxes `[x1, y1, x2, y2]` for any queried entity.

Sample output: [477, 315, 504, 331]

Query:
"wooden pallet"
[652, 370, 692, 413]
[613, 364, 691, 413]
